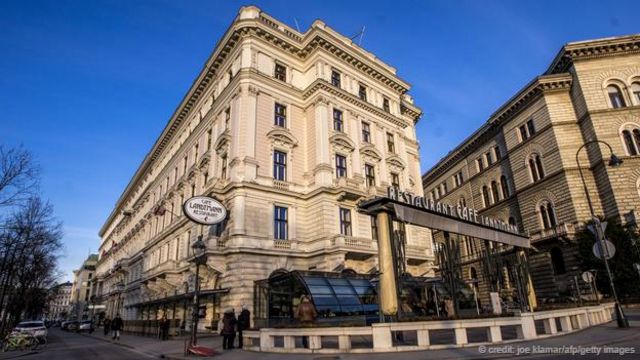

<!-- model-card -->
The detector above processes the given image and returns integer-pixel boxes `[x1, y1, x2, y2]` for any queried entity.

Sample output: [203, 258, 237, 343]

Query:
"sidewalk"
[80, 330, 223, 358]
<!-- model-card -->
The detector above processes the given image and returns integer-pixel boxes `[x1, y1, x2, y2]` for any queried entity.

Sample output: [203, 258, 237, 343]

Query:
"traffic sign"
[592, 239, 616, 260]
[581, 271, 594, 283]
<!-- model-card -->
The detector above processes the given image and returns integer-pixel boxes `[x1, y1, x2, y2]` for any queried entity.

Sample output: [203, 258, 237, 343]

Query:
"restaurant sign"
[387, 187, 521, 236]
[183, 196, 227, 225]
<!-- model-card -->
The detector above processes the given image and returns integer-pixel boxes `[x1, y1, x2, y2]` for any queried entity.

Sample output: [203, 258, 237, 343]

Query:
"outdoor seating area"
[243, 303, 615, 353]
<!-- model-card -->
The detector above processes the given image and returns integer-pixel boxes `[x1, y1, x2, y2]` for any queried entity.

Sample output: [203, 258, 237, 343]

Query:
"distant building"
[94, 5, 433, 331]
[423, 35, 640, 302]
[70, 254, 97, 320]
[47, 282, 72, 320]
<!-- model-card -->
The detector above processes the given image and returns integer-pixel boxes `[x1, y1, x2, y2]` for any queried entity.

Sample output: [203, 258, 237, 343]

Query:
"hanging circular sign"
[592, 239, 616, 260]
[183, 196, 227, 225]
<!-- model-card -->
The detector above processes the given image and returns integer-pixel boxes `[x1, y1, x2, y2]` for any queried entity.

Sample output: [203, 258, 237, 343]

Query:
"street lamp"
[575, 139, 628, 328]
[190, 235, 207, 346]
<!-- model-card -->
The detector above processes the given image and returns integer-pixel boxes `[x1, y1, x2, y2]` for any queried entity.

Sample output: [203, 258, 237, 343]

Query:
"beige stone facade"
[47, 281, 72, 320]
[70, 254, 97, 320]
[94, 6, 433, 330]
[423, 35, 640, 302]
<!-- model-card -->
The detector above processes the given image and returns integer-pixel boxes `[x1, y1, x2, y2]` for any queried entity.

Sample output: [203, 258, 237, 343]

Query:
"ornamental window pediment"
[329, 133, 355, 152]
[359, 143, 382, 162]
[386, 155, 406, 171]
[267, 127, 298, 149]
[214, 130, 231, 155]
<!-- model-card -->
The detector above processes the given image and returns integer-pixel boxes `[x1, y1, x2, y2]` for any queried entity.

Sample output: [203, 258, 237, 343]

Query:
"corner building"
[95, 6, 433, 331]
[423, 35, 640, 302]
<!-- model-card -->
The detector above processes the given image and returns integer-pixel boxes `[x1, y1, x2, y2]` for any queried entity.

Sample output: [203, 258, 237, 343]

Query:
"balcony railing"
[530, 223, 576, 243]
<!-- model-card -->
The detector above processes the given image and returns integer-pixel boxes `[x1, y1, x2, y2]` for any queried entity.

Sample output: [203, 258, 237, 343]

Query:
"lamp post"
[575, 139, 628, 328]
[190, 235, 207, 346]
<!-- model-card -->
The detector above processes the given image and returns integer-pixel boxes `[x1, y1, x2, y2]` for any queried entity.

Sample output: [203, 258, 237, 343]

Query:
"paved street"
[1, 311, 639, 360]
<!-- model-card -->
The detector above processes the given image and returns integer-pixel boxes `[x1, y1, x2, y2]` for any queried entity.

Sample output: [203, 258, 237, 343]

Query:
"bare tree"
[0, 145, 39, 209]
[0, 197, 62, 334]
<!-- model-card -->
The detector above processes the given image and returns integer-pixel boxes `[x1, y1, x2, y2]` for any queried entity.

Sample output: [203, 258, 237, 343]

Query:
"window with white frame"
[274, 206, 288, 240]
[331, 70, 341, 88]
[336, 154, 347, 178]
[274, 102, 287, 127]
[500, 175, 510, 198]
[273, 150, 287, 181]
[528, 154, 545, 182]
[454, 171, 464, 187]
[333, 109, 344, 132]
[386, 132, 395, 153]
[621, 127, 640, 155]
[539, 201, 557, 230]
[607, 84, 626, 108]
[476, 158, 484, 172]
[358, 84, 367, 101]
[482, 185, 490, 208]
[362, 122, 371, 143]
[491, 180, 500, 203]
[383, 98, 390, 112]
[274, 63, 286, 82]
[485, 151, 493, 166]
[339, 208, 352, 236]
[391, 172, 400, 188]
[365, 164, 376, 187]
[518, 119, 536, 142]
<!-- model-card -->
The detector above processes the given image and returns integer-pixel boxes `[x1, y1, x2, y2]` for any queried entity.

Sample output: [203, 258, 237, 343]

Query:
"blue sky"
[1, 0, 638, 281]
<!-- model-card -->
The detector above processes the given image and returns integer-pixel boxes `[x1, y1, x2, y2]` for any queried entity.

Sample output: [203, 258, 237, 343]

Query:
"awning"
[128, 288, 229, 308]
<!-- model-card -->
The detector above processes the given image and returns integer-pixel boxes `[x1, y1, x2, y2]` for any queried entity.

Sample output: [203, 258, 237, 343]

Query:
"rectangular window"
[274, 63, 286, 82]
[526, 119, 536, 136]
[365, 164, 376, 187]
[454, 171, 464, 187]
[494, 146, 501, 161]
[362, 122, 371, 143]
[477, 158, 484, 172]
[383, 98, 390, 112]
[340, 208, 352, 236]
[441, 181, 448, 194]
[391, 172, 400, 188]
[194, 144, 199, 161]
[183, 155, 188, 174]
[331, 70, 341, 88]
[207, 128, 212, 150]
[333, 109, 343, 132]
[335, 154, 347, 178]
[485, 151, 493, 166]
[519, 125, 528, 141]
[274, 103, 287, 127]
[274, 206, 288, 240]
[220, 154, 228, 179]
[386, 132, 395, 153]
[273, 150, 287, 181]
[225, 107, 231, 129]
[358, 84, 367, 101]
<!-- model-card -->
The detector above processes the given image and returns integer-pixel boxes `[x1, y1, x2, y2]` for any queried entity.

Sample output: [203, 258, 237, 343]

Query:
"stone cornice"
[422, 73, 572, 186]
[547, 34, 640, 74]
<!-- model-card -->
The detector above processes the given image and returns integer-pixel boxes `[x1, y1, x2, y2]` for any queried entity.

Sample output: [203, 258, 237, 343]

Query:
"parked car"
[66, 321, 79, 332]
[77, 320, 94, 333]
[14, 321, 48, 340]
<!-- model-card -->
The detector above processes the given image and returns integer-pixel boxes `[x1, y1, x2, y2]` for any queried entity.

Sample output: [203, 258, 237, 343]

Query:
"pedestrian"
[111, 313, 123, 341]
[295, 295, 317, 348]
[161, 315, 170, 340]
[103, 317, 111, 336]
[157, 316, 165, 340]
[237, 305, 250, 349]
[221, 309, 237, 350]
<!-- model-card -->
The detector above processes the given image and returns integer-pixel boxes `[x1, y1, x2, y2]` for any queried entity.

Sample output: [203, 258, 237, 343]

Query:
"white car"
[14, 321, 48, 339]
[77, 320, 94, 332]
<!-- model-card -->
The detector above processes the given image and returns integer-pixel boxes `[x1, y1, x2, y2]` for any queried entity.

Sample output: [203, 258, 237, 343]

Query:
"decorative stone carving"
[267, 127, 299, 149]
[329, 132, 355, 152]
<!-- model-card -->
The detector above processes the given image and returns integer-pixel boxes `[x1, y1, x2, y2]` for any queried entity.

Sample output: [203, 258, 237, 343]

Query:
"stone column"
[376, 211, 398, 316]
[313, 97, 332, 186]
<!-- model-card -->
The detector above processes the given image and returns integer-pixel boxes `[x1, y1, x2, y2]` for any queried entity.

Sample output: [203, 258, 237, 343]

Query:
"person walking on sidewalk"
[221, 309, 237, 350]
[237, 305, 250, 349]
[160, 315, 170, 340]
[111, 314, 123, 341]
[103, 317, 111, 336]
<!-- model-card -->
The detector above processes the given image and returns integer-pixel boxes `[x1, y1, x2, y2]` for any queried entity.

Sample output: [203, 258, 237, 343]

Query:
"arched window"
[491, 181, 500, 203]
[508, 216, 517, 227]
[622, 130, 638, 155]
[607, 84, 626, 108]
[631, 82, 640, 104]
[482, 186, 490, 208]
[528, 154, 545, 182]
[500, 175, 510, 198]
[539, 201, 557, 229]
[550, 247, 566, 275]
[459, 196, 466, 207]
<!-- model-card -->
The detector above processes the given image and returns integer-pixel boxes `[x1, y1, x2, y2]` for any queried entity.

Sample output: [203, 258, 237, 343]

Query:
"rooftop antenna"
[350, 25, 366, 46]
[294, 18, 301, 32]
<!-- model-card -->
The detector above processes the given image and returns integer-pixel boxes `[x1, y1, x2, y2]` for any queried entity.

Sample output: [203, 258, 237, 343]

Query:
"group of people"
[220, 305, 250, 350]
[102, 314, 124, 341]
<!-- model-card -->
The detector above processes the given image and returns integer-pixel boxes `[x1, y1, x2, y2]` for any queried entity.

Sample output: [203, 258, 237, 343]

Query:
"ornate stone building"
[423, 34, 640, 302]
[47, 281, 72, 320]
[94, 6, 433, 330]
[70, 254, 97, 320]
